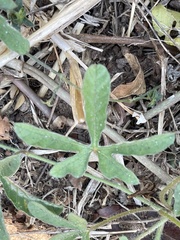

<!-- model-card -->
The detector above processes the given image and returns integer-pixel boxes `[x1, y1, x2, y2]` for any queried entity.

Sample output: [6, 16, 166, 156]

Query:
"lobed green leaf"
[0, 15, 30, 54]
[50, 148, 91, 178]
[98, 151, 139, 185]
[14, 123, 84, 152]
[0, 177, 63, 217]
[82, 64, 110, 148]
[101, 133, 175, 156]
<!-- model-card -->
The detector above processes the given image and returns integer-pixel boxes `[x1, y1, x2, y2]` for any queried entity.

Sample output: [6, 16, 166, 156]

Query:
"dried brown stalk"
[71, 34, 156, 48]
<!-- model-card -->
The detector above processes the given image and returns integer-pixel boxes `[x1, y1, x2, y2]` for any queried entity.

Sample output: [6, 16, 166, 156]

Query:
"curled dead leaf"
[0, 116, 11, 140]
[112, 53, 146, 98]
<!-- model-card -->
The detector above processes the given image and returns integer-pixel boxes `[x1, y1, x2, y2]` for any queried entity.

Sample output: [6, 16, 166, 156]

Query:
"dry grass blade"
[51, 34, 87, 70]
[14, 93, 26, 111]
[127, 0, 136, 37]
[68, 55, 85, 123]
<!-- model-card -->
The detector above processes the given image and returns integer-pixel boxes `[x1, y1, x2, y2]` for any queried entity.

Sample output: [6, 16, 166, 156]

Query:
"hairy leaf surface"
[50, 148, 91, 178]
[101, 133, 175, 156]
[14, 123, 84, 152]
[98, 151, 139, 185]
[82, 64, 110, 148]
[0, 15, 29, 54]
[0, 154, 22, 177]
[1, 177, 63, 216]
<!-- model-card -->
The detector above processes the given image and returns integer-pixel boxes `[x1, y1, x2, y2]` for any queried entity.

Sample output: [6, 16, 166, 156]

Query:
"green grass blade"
[102, 133, 175, 156]
[98, 151, 139, 185]
[82, 64, 110, 148]
[14, 123, 84, 152]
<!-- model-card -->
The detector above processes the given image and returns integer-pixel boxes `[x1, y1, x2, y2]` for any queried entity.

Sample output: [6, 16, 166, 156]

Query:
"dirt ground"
[0, 0, 180, 239]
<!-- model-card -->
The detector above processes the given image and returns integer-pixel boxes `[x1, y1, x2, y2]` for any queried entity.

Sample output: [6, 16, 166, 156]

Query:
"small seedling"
[13, 65, 174, 185]
[7, 0, 33, 30]
[0, 64, 176, 239]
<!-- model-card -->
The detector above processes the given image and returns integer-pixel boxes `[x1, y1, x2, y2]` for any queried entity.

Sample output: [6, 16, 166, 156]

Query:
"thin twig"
[12, 79, 54, 120]
[71, 34, 156, 47]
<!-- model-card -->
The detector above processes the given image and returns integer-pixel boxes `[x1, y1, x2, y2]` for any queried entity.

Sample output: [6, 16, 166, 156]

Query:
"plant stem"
[84, 173, 161, 210]
[154, 223, 165, 240]
[89, 206, 151, 231]
[144, 91, 180, 120]
[159, 176, 180, 209]
[0, 143, 56, 165]
[158, 210, 180, 228]
[135, 218, 167, 240]
[0, 143, 19, 152]
[23, 62, 71, 105]
[84, 172, 180, 231]
[23, 151, 56, 165]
